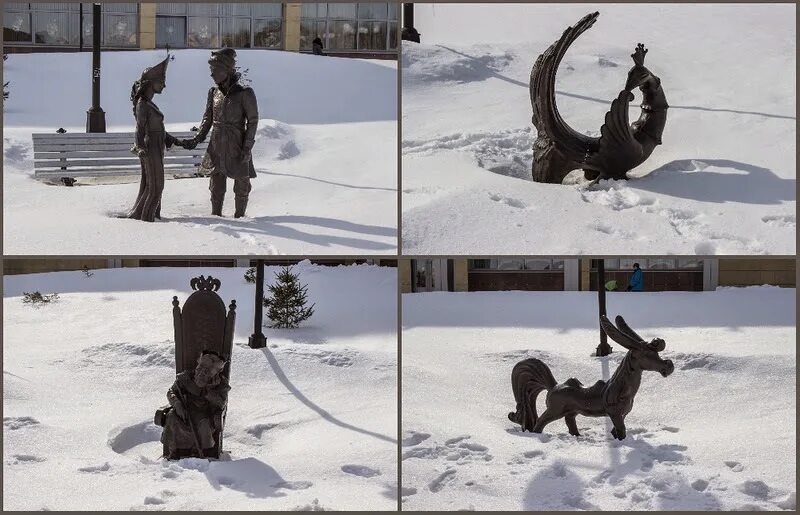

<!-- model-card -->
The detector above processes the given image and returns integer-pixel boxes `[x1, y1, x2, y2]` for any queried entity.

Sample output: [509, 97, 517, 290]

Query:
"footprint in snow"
[274, 480, 313, 490]
[246, 423, 279, 438]
[78, 462, 111, 473]
[488, 193, 527, 209]
[740, 480, 770, 500]
[725, 460, 745, 472]
[402, 431, 431, 447]
[4, 416, 40, 430]
[341, 464, 381, 478]
[429, 469, 457, 493]
[8, 454, 46, 464]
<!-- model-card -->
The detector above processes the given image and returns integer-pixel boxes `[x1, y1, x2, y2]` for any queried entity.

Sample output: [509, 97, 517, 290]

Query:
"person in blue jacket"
[626, 263, 644, 292]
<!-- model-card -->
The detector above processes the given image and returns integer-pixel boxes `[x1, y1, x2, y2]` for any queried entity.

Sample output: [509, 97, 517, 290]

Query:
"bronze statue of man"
[160, 351, 229, 459]
[183, 48, 258, 218]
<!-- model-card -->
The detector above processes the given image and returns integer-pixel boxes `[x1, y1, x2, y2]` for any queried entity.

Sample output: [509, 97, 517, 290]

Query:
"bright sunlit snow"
[3, 49, 397, 255]
[402, 286, 796, 510]
[402, 4, 796, 254]
[3, 263, 397, 510]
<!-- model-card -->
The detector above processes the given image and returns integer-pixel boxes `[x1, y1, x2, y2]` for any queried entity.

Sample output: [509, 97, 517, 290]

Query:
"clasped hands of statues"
[132, 135, 252, 164]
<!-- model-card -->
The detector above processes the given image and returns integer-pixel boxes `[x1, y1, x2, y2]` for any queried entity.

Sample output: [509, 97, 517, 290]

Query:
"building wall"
[718, 258, 796, 287]
[139, 3, 156, 49]
[452, 259, 468, 292]
[399, 259, 412, 293]
[3, 258, 112, 275]
[283, 3, 301, 51]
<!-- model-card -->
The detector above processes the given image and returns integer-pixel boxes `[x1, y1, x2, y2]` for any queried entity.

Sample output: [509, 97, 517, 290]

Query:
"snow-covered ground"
[402, 4, 796, 254]
[3, 50, 397, 254]
[3, 263, 397, 510]
[402, 287, 796, 510]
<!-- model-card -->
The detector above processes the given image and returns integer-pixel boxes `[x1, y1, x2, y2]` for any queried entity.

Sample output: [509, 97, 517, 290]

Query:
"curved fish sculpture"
[530, 12, 669, 183]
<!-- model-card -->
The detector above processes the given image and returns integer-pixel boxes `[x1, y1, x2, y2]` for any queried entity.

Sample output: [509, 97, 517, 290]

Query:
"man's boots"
[234, 197, 248, 218]
[211, 201, 223, 217]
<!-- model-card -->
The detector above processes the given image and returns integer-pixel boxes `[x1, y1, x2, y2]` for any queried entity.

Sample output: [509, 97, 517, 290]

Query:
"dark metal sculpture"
[127, 54, 183, 222]
[155, 275, 236, 460]
[181, 48, 259, 218]
[508, 315, 674, 440]
[530, 12, 668, 184]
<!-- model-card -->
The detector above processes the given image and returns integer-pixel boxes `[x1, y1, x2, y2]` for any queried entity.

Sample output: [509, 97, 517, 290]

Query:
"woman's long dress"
[127, 98, 176, 222]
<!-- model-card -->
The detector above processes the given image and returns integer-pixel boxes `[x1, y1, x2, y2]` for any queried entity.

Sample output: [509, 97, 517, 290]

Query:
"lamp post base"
[401, 27, 420, 43]
[86, 108, 106, 133]
[248, 334, 267, 349]
[595, 343, 612, 357]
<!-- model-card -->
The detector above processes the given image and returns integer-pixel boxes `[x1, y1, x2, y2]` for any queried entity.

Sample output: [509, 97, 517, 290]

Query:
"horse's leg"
[565, 413, 580, 436]
[531, 407, 561, 434]
[609, 414, 626, 440]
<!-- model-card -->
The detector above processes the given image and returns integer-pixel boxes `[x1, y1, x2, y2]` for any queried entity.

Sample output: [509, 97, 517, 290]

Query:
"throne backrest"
[172, 275, 236, 378]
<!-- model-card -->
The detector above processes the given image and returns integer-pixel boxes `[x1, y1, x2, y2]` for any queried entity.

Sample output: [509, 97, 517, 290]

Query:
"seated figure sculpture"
[160, 351, 230, 459]
[154, 275, 236, 460]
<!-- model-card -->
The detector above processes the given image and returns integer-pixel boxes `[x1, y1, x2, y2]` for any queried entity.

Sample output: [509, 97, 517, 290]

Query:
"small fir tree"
[264, 266, 315, 328]
[244, 267, 256, 283]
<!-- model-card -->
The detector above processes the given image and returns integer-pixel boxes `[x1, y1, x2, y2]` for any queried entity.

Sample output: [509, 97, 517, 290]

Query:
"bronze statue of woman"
[126, 54, 183, 222]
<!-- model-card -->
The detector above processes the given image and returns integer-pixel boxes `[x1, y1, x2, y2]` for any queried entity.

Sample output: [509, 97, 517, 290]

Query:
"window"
[301, 3, 397, 52]
[469, 259, 565, 271]
[221, 17, 251, 48]
[3, 3, 138, 47]
[597, 259, 703, 270]
[156, 16, 186, 48]
[253, 18, 281, 48]
[3, 9, 32, 42]
[157, 3, 282, 49]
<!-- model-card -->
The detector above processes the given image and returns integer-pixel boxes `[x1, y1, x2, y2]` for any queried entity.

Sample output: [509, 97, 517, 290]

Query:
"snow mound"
[254, 120, 300, 161]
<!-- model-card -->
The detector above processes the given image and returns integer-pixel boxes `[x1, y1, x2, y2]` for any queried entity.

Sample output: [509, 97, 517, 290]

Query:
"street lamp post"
[596, 259, 612, 357]
[86, 3, 106, 133]
[79, 4, 84, 52]
[248, 259, 267, 349]
[401, 3, 420, 43]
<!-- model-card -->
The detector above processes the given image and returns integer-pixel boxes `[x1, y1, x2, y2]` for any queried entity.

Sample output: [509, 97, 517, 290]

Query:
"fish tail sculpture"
[530, 12, 669, 184]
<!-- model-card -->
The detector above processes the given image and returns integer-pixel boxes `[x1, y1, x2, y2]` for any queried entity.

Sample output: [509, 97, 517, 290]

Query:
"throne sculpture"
[154, 275, 236, 459]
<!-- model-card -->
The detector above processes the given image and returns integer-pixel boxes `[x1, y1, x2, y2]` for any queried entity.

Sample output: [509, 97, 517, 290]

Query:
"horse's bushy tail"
[508, 358, 557, 432]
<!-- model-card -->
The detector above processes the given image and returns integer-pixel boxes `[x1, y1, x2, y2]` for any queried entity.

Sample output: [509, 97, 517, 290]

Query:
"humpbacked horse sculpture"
[508, 315, 674, 440]
[530, 12, 669, 184]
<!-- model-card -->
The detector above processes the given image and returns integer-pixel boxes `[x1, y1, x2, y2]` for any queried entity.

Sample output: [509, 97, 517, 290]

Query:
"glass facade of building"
[155, 3, 283, 49]
[300, 3, 398, 52]
[3, 3, 398, 56]
[3, 3, 138, 48]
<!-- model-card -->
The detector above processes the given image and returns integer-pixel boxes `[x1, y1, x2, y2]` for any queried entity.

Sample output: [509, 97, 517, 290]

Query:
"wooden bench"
[32, 131, 209, 185]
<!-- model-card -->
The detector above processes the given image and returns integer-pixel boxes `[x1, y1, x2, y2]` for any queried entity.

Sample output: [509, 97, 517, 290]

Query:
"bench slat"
[32, 131, 198, 140]
[35, 149, 208, 160]
[34, 157, 203, 169]
[33, 143, 208, 153]
[35, 167, 204, 178]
